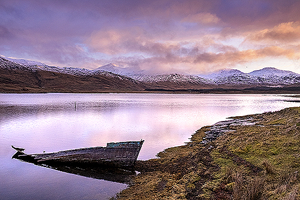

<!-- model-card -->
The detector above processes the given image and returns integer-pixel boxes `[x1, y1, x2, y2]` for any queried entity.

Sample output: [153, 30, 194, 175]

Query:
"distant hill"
[1, 56, 300, 93]
[0, 57, 145, 93]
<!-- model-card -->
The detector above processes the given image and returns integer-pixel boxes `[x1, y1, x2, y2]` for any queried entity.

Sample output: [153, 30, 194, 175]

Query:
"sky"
[1, 0, 300, 75]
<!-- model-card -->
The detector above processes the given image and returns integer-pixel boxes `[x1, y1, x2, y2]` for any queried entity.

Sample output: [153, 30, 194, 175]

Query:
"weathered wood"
[12, 140, 144, 168]
[11, 145, 25, 152]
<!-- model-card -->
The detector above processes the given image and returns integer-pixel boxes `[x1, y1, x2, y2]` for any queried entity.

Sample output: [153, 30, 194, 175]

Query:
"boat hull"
[13, 140, 144, 168]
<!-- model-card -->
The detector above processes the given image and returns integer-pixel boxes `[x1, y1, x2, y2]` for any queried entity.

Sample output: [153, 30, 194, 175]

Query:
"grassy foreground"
[114, 107, 300, 200]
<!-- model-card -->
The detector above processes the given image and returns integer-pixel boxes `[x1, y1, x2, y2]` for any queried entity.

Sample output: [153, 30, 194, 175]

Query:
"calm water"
[0, 93, 299, 199]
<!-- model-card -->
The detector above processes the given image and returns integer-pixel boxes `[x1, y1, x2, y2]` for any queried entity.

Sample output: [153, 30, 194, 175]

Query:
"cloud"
[182, 13, 220, 24]
[1, 0, 300, 73]
[112, 45, 298, 74]
[0, 25, 15, 40]
[195, 46, 297, 64]
[247, 22, 300, 42]
[86, 27, 204, 57]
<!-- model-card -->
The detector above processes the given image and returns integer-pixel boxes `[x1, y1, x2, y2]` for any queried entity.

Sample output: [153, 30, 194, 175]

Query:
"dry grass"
[231, 172, 265, 200]
[283, 187, 298, 200]
[244, 176, 265, 200]
[233, 172, 244, 200]
[262, 160, 276, 174]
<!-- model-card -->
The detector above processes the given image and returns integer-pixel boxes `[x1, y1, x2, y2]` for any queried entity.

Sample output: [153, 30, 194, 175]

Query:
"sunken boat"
[12, 140, 144, 168]
[12, 152, 137, 184]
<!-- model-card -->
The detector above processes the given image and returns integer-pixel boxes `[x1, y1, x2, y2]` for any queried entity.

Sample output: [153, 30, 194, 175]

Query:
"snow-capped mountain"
[5, 57, 47, 66]
[198, 68, 300, 86]
[96, 64, 213, 84]
[128, 73, 212, 84]
[95, 63, 145, 76]
[249, 67, 298, 77]
[199, 69, 244, 80]
[248, 67, 300, 85]
[0, 56, 145, 93]
[2, 56, 300, 87]
[198, 69, 255, 85]
[100, 65, 300, 86]
[0, 57, 135, 81]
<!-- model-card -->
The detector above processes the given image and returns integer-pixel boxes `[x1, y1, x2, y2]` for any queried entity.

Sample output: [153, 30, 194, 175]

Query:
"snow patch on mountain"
[198, 68, 300, 85]
[249, 67, 298, 77]
[248, 67, 300, 85]
[0, 57, 30, 71]
[199, 69, 244, 80]
[0, 56, 129, 80]
[5, 57, 47, 67]
[95, 63, 146, 76]
[128, 73, 213, 84]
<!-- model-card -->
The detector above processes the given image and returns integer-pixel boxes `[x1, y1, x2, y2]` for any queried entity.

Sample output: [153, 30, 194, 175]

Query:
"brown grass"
[233, 172, 244, 200]
[262, 160, 276, 174]
[244, 176, 265, 200]
[283, 187, 298, 200]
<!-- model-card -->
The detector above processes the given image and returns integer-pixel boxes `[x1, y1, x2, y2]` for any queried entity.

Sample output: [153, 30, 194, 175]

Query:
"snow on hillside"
[95, 63, 145, 76]
[2, 56, 300, 86]
[96, 65, 213, 84]
[5, 57, 47, 67]
[249, 67, 298, 77]
[128, 73, 213, 84]
[0, 56, 129, 80]
[198, 69, 252, 85]
[199, 69, 244, 80]
[0, 57, 29, 71]
[198, 68, 300, 85]
[248, 67, 300, 85]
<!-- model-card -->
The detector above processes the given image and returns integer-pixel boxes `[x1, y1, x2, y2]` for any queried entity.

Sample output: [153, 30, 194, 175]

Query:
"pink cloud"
[247, 22, 300, 42]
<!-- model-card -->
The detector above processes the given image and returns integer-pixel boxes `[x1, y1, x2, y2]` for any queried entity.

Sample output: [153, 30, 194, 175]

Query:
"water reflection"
[1, 93, 299, 199]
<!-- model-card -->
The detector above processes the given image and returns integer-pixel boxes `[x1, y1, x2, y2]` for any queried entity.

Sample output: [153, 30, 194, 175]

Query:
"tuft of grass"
[267, 118, 287, 125]
[244, 176, 265, 200]
[283, 186, 298, 200]
[232, 173, 265, 200]
[233, 172, 244, 200]
[262, 160, 276, 174]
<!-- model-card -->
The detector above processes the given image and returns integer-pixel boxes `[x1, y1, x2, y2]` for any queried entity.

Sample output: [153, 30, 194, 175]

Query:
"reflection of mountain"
[0, 101, 125, 124]
[2, 56, 300, 93]
[13, 152, 135, 184]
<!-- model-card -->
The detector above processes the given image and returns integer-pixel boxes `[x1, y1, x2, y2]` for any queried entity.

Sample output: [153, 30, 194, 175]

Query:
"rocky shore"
[114, 107, 300, 200]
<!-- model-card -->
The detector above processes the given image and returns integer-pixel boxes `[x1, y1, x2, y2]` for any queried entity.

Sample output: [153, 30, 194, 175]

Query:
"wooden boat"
[12, 140, 144, 168]
[12, 151, 136, 184]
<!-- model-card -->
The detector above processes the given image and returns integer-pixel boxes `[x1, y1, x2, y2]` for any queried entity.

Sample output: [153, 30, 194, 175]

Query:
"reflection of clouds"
[0, 157, 126, 200]
[1, 94, 299, 160]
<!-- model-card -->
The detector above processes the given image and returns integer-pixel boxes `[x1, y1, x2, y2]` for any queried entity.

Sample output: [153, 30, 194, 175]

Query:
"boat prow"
[11, 145, 25, 152]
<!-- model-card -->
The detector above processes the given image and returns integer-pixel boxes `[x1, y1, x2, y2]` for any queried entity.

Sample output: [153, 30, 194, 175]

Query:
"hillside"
[0, 57, 145, 93]
[115, 107, 300, 199]
[2, 56, 300, 93]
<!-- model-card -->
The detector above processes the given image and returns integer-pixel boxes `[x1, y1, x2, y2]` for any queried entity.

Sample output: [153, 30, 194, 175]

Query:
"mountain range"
[1, 56, 300, 93]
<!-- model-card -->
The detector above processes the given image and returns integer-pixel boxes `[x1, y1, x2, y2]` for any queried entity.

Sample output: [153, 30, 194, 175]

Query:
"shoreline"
[2, 90, 300, 94]
[2, 86, 300, 94]
[114, 107, 300, 199]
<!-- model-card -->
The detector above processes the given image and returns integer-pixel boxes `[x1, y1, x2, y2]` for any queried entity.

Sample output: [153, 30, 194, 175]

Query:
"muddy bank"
[114, 107, 300, 200]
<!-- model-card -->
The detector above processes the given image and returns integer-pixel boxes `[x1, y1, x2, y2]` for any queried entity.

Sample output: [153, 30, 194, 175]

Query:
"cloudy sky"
[1, 0, 300, 74]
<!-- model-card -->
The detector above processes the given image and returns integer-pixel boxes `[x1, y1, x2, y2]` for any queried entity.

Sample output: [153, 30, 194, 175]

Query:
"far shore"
[2, 87, 300, 94]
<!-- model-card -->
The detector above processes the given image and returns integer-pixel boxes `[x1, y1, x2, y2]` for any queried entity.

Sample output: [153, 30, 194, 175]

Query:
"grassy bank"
[114, 107, 300, 199]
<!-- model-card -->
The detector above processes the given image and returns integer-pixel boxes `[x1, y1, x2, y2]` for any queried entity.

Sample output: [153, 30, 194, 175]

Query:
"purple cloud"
[1, 0, 300, 73]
